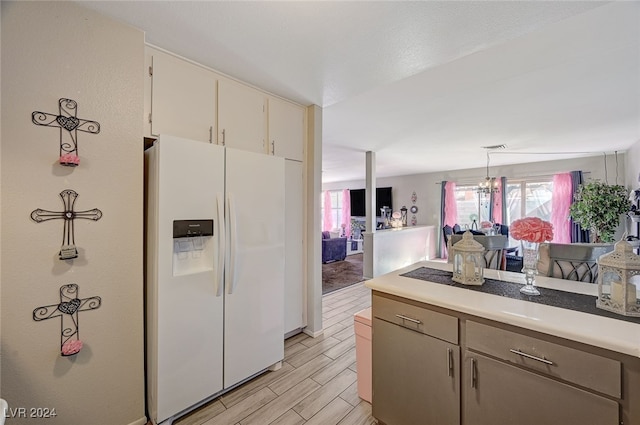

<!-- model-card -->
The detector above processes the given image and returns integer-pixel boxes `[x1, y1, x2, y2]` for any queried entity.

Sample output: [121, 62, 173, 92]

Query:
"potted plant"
[569, 181, 631, 243]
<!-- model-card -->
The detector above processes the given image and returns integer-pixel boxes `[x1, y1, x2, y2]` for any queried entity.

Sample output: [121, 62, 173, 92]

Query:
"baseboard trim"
[127, 416, 148, 425]
[303, 328, 324, 338]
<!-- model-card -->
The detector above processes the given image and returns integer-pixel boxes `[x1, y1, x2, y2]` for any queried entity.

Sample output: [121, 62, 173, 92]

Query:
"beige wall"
[1, 2, 145, 424]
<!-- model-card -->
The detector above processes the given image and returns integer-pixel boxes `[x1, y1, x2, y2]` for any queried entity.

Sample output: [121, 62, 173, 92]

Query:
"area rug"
[322, 253, 364, 295]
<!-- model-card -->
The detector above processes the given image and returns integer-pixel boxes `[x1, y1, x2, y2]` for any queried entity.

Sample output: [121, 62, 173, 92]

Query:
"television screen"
[349, 187, 392, 217]
[350, 189, 366, 217]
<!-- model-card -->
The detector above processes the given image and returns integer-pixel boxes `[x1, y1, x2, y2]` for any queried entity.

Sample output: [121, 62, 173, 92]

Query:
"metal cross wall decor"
[31, 189, 103, 260]
[32, 98, 100, 166]
[33, 284, 102, 356]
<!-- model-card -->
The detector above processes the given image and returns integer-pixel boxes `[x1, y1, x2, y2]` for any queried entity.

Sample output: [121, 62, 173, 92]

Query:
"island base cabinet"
[463, 352, 619, 425]
[372, 318, 460, 425]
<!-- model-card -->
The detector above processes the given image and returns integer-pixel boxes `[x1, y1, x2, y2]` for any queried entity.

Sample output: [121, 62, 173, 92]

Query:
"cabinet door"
[218, 78, 266, 154]
[284, 160, 304, 333]
[373, 318, 460, 425]
[149, 49, 216, 143]
[268, 96, 304, 161]
[464, 351, 619, 425]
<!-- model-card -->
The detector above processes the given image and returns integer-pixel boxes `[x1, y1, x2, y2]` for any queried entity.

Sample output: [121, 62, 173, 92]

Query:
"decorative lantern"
[380, 206, 392, 228]
[596, 237, 640, 317]
[400, 206, 408, 226]
[452, 230, 485, 286]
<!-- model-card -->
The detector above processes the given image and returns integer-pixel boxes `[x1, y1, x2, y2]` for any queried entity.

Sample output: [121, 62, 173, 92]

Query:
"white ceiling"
[76, 1, 640, 183]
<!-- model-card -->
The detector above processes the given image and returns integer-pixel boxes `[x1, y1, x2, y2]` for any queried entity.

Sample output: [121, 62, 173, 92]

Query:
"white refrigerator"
[145, 135, 285, 424]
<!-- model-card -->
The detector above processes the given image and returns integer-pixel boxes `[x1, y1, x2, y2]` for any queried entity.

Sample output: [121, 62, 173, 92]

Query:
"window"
[505, 179, 553, 224]
[453, 177, 553, 237]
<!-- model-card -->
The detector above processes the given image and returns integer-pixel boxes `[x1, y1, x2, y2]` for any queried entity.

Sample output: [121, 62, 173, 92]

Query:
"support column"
[304, 105, 323, 337]
[363, 151, 376, 279]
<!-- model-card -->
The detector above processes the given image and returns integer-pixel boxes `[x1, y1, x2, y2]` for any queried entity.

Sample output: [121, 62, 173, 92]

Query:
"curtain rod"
[434, 171, 591, 185]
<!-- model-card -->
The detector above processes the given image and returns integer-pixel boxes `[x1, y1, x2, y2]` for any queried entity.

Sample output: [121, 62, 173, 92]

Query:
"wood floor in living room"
[168, 282, 375, 425]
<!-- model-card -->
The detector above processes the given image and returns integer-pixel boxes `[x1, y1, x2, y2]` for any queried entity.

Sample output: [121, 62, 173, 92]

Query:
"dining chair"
[443, 225, 453, 246]
[448, 234, 508, 270]
[544, 243, 614, 283]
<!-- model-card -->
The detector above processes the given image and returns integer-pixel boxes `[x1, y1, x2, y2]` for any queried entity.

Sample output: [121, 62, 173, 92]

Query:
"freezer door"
[150, 135, 225, 423]
[224, 148, 285, 388]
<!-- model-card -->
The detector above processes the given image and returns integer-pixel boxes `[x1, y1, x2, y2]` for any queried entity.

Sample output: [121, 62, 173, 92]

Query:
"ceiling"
[76, 1, 640, 183]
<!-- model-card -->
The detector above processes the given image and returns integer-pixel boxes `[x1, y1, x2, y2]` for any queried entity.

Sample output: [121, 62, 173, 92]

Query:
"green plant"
[569, 181, 631, 243]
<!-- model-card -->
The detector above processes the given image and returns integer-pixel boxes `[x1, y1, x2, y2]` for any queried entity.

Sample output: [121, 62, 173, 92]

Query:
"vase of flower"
[510, 217, 554, 296]
[520, 240, 541, 295]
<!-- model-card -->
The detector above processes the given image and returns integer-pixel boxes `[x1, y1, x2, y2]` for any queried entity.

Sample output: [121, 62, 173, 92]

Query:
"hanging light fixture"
[477, 150, 499, 195]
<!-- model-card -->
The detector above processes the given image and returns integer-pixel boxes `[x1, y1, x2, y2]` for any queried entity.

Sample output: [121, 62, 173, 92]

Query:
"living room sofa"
[322, 231, 347, 263]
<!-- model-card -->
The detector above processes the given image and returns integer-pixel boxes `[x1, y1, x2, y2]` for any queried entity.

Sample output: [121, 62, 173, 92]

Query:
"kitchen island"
[365, 261, 640, 425]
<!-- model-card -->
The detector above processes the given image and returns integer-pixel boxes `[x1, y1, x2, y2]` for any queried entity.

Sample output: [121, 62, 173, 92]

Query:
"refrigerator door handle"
[215, 193, 225, 297]
[228, 192, 239, 294]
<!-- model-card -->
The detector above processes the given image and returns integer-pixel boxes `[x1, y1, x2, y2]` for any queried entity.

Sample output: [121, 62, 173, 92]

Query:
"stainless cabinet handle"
[209, 126, 213, 143]
[471, 358, 477, 388]
[271, 140, 275, 155]
[394, 314, 421, 324]
[222, 129, 226, 146]
[447, 348, 453, 377]
[509, 349, 554, 365]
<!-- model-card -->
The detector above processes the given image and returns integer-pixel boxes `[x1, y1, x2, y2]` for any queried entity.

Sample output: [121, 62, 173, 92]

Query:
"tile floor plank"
[268, 354, 333, 395]
[240, 379, 321, 425]
[293, 368, 357, 420]
[201, 387, 277, 425]
[303, 397, 352, 425]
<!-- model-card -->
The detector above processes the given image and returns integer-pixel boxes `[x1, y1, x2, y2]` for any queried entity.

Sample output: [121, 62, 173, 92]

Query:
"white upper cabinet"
[268, 96, 305, 161]
[218, 78, 267, 154]
[147, 48, 216, 143]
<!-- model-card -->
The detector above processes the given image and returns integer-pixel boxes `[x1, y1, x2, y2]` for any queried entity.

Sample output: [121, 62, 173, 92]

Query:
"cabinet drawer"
[466, 321, 621, 398]
[373, 294, 458, 344]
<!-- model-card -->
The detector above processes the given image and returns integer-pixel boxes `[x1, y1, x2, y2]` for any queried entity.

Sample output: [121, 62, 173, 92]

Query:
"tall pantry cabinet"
[144, 46, 306, 335]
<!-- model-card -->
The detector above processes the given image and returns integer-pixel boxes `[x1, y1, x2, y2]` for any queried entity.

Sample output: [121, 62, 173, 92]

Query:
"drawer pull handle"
[447, 348, 453, 377]
[471, 358, 477, 388]
[509, 349, 554, 365]
[395, 314, 421, 325]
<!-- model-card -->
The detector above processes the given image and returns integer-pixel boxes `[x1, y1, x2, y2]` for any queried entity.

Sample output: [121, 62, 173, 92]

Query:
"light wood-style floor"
[173, 281, 375, 425]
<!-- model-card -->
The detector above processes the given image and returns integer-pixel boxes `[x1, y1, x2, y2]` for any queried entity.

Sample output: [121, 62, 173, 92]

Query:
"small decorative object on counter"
[596, 236, 640, 317]
[400, 206, 408, 226]
[452, 230, 485, 286]
[511, 217, 554, 296]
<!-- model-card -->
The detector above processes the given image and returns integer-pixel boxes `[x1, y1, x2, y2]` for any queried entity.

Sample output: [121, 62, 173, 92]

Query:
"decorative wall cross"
[33, 284, 102, 356]
[32, 98, 100, 166]
[31, 189, 103, 260]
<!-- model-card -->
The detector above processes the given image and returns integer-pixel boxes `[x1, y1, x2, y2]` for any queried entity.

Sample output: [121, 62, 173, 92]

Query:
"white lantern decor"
[596, 237, 640, 317]
[452, 230, 485, 286]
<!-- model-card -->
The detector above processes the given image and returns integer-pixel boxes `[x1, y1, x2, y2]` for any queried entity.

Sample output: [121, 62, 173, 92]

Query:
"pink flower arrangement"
[61, 339, 83, 356]
[59, 153, 80, 166]
[510, 217, 554, 243]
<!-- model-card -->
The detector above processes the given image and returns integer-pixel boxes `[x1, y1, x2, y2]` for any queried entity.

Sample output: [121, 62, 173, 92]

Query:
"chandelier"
[477, 151, 499, 195]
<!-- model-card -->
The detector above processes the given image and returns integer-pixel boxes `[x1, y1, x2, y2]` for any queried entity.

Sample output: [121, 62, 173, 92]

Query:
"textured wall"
[1, 2, 145, 424]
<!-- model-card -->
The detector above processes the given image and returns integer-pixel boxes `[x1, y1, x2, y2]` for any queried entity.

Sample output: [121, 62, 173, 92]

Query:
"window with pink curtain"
[341, 189, 351, 237]
[551, 173, 572, 243]
[322, 191, 333, 232]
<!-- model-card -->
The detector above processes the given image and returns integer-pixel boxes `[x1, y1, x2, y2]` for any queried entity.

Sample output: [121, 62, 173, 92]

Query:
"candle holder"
[452, 230, 485, 286]
[596, 237, 640, 317]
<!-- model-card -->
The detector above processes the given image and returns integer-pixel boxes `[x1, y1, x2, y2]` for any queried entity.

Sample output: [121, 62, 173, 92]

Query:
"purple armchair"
[322, 231, 347, 263]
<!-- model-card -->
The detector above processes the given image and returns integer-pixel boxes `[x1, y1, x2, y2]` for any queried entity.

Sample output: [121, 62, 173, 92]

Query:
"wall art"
[33, 284, 102, 356]
[32, 98, 100, 166]
[31, 189, 103, 260]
